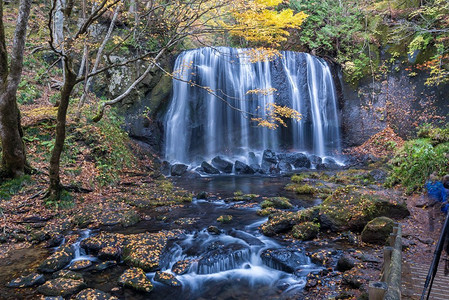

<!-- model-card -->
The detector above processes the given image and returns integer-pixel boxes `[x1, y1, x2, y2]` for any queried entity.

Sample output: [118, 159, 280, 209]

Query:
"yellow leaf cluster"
[226, 1, 308, 46]
[252, 103, 301, 129]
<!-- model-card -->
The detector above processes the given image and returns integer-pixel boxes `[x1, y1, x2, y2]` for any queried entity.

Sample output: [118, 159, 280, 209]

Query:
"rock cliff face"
[337, 66, 449, 148]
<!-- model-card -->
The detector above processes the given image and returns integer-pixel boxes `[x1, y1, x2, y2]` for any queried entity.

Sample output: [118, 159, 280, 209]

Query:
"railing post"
[369, 281, 388, 300]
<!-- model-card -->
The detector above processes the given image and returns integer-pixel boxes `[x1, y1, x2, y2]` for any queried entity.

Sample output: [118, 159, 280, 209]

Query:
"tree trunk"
[0, 0, 32, 178]
[48, 58, 76, 199]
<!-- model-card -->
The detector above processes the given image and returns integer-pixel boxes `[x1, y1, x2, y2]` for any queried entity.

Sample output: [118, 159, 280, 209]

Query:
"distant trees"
[45, 0, 307, 199]
[0, 0, 32, 178]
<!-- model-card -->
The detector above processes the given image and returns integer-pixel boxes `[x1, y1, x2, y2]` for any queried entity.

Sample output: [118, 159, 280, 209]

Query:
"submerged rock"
[197, 243, 250, 274]
[38, 245, 75, 273]
[37, 278, 86, 297]
[154, 271, 182, 287]
[229, 229, 265, 246]
[261, 248, 308, 273]
[361, 217, 395, 245]
[118, 267, 153, 293]
[212, 156, 233, 173]
[8, 273, 45, 288]
[171, 164, 188, 176]
[201, 161, 220, 174]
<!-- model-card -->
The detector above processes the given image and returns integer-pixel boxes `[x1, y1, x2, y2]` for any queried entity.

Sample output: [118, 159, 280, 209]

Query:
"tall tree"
[0, 0, 32, 178]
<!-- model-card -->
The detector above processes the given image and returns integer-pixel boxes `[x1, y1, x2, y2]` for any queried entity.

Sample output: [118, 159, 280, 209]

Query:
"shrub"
[386, 138, 449, 192]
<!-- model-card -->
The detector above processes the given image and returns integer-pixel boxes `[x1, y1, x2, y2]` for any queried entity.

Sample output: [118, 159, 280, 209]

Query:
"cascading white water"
[164, 47, 341, 164]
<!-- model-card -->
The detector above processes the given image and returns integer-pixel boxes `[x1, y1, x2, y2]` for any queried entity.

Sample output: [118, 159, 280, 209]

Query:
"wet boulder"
[80, 232, 125, 253]
[170, 164, 188, 176]
[316, 157, 339, 170]
[234, 160, 255, 174]
[289, 153, 311, 169]
[263, 149, 278, 163]
[52, 270, 84, 281]
[154, 271, 182, 287]
[37, 278, 86, 297]
[95, 261, 117, 272]
[172, 259, 194, 275]
[201, 161, 220, 174]
[309, 155, 322, 165]
[260, 207, 319, 236]
[160, 161, 171, 176]
[278, 161, 293, 172]
[229, 229, 265, 246]
[336, 254, 357, 272]
[38, 245, 75, 273]
[261, 248, 308, 273]
[212, 156, 233, 173]
[123, 230, 183, 271]
[118, 267, 153, 293]
[74, 288, 118, 300]
[68, 260, 93, 271]
[8, 273, 45, 288]
[361, 217, 395, 245]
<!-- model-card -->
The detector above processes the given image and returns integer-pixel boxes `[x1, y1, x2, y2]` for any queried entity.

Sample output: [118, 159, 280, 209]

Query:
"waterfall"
[164, 47, 341, 164]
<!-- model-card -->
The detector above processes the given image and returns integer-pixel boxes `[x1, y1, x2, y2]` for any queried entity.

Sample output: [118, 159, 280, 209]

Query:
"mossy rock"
[319, 186, 409, 232]
[217, 215, 233, 223]
[257, 207, 281, 217]
[118, 267, 153, 293]
[123, 230, 183, 271]
[361, 217, 395, 245]
[260, 207, 320, 236]
[285, 184, 318, 195]
[261, 197, 292, 209]
[292, 222, 320, 241]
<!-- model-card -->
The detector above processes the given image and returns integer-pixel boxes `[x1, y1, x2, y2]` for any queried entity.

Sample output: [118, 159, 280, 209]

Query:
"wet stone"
[154, 271, 182, 287]
[207, 226, 221, 235]
[38, 245, 75, 273]
[52, 270, 84, 281]
[95, 261, 117, 272]
[261, 248, 309, 273]
[37, 278, 87, 297]
[336, 254, 356, 272]
[7, 273, 45, 288]
[172, 259, 194, 275]
[68, 259, 93, 271]
[118, 267, 153, 293]
[98, 246, 121, 261]
[74, 288, 118, 300]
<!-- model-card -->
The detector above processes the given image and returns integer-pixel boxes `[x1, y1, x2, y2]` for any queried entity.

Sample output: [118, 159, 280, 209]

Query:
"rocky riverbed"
[1, 168, 415, 299]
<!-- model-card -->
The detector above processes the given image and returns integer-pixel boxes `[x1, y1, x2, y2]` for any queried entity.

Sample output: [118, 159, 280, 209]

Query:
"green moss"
[286, 184, 318, 195]
[260, 197, 292, 209]
[217, 215, 233, 223]
[292, 222, 320, 241]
